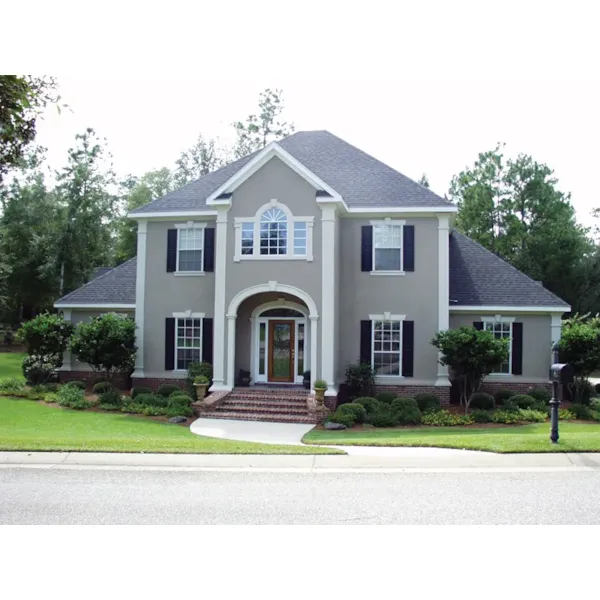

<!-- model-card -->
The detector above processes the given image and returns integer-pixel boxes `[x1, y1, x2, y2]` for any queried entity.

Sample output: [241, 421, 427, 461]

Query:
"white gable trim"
[450, 305, 570, 314]
[205, 142, 346, 207]
[54, 303, 136, 309]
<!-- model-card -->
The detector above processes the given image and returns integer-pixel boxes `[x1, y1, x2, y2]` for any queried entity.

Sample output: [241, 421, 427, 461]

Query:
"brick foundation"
[130, 377, 188, 392]
[59, 370, 129, 390]
[374, 385, 451, 406]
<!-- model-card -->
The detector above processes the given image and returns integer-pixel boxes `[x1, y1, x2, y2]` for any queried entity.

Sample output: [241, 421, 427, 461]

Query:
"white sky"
[8, 0, 600, 224]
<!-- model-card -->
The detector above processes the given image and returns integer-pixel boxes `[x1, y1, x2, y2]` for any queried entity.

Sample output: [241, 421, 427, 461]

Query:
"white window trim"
[370, 218, 406, 275]
[175, 221, 206, 274]
[173, 311, 205, 372]
[480, 315, 514, 375]
[370, 313, 406, 379]
[233, 199, 314, 262]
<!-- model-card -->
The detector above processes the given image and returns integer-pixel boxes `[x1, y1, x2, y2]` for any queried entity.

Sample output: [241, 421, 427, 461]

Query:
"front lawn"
[303, 423, 600, 453]
[0, 397, 340, 454]
[0, 351, 26, 379]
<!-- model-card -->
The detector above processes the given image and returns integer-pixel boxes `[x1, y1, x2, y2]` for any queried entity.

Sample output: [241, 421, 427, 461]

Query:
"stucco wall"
[450, 312, 552, 381]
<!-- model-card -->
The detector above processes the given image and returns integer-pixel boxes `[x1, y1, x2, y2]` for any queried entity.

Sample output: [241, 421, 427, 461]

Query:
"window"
[241, 222, 254, 255]
[483, 320, 512, 374]
[176, 318, 202, 370]
[260, 208, 287, 255]
[294, 222, 307, 256]
[178, 228, 204, 271]
[372, 320, 402, 376]
[373, 223, 402, 271]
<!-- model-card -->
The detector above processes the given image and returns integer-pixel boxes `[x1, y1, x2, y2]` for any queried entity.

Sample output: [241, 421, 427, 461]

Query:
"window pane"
[374, 248, 401, 271]
[175, 319, 202, 369]
[374, 352, 401, 376]
[178, 249, 203, 271]
[297, 323, 304, 376]
[259, 323, 266, 375]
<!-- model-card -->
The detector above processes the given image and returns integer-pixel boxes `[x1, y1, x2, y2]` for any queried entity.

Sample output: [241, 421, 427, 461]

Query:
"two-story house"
[55, 131, 570, 421]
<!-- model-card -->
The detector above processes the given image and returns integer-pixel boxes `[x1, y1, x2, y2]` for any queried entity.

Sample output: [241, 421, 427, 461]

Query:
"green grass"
[303, 423, 600, 453]
[0, 396, 340, 454]
[0, 351, 26, 380]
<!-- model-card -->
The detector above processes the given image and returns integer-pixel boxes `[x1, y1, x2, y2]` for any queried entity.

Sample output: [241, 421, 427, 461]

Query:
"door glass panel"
[272, 323, 291, 378]
[297, 323, 304, 376]
[259, 322, 266, 375]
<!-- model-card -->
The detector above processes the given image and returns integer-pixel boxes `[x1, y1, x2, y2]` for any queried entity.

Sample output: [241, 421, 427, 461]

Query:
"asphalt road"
[2, 467, 600, 524]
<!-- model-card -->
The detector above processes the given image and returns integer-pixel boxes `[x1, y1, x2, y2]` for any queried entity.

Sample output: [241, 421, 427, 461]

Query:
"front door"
[268, 320, 295, 382]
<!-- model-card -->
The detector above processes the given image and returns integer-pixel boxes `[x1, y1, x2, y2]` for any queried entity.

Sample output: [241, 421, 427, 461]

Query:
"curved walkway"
[190, 417, 491, 456]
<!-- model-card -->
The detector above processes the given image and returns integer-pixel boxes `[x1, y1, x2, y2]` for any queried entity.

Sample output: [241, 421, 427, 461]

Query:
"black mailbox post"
[548, 363, 574, 443]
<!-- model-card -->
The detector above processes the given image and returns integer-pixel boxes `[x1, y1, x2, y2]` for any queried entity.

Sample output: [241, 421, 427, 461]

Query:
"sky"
[12, 0, 600, 226]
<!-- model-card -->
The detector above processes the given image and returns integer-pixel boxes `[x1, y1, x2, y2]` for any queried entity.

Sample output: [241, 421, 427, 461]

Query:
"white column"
[550, 313, 563, 364]
[320, 203, 336, 393]
[132, 219, 147, 378]
[249, 316, 256, 384]
[226, 314, 237, 389]
[435, 214, 451, 387]
[59, 309, 72, 371]
[310, 315, 318, 391]
[210, 206, 230, 390]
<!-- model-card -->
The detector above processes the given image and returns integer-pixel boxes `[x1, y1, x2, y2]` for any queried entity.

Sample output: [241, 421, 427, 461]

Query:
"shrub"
[510, 394, 536, 409]
[122, 402, 145, 414]
[157, 384, 182, 397]
[336, 403, 367, 425]
[134, 393, 168, 408]
[471, 409, 493, 423]
[490, 410, 521, 424]
[493, 389, 516, 405]
[168, 393, 193, 407]
[345, 362, 375, 398]
[329, 407, 357, 428]
[22, 354, 58, 385]
[353, 397, 380, 414]
[390, 397, 418, 412]
[166, 404, 193, 418]
[131, 386, 152, 399]
[570, 379, 595, 405]
[590, 397, 600, 411]
[369, 406, 398, 427]
[569, 404, 594, 420]
[527, 388, 551, 405]
[92, 381, 113, 394]
[44, 392, 58, 404]
[375, 391, 397, 405]
[415, 393, 441, 413]
[0, 377, 26, 394]
[37, 382, 60, 393]
[395, 405, 422, 426]
[517, 409, 547, 423]
[194, 376, 209, 385]
[99, 390, 122, 406]
[469, 392, 495, 410]
[558, 408, 575, 420]
[142, 405, 168, 416]
[187, 361, 212, 382]
[99, 403, 120, 411]
[313, 379, 327, 390]
[17, 312, 74, 360]
[422, 410, 473, 426]
[65, 380, 86, 390]
[57, 385, 91, 410]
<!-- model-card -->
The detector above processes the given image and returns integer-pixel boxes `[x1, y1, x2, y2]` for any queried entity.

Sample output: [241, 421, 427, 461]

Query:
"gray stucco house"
[55, 130, 569, 420]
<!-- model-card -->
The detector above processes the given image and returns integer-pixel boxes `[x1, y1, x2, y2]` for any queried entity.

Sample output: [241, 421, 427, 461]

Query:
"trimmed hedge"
[131, 386, 152, 399]
[422, 410, 473, 426]
[353, 397, 380, 414]
[166, 405, 193, 418]
[369, 406, 398, 427]
[335, 403, 367, 425]
[65, 380, 86, 390]
[510, 394, 537, 409]
[471, 409, 493, 423]
[99, 390, 122, 406]
[493, 389, 516, 405]
[395, 405, 422, 426]
[415, 393, 441, 414]
[469, 392, 494, 410]
[527, 388, 551, 405]
[134, 393, 168, 408]
[375, 392, 397, 405]
[92, 381, 113, 394]
[157, 384, 182, 397]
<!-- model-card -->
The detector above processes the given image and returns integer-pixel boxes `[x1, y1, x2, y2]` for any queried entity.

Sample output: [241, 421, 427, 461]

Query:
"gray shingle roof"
[449, 231, 569, 308]
[55, 258, 137, 306]
[130, 130, 452, 214]
[91, 267, 113, 280]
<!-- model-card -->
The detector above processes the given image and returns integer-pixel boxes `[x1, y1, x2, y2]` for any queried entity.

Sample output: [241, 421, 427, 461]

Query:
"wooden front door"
[268, 320, 295, 382]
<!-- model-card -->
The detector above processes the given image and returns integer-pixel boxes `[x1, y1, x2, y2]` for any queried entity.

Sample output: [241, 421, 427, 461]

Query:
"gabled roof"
[130, 130, 453, 215]
[90, 267, 113, 280]
[449, 231, 569, 309]
[54, 258, 137, 307]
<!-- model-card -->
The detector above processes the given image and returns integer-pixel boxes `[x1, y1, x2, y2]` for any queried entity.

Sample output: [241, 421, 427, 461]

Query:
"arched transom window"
[234, 200, 314, 261]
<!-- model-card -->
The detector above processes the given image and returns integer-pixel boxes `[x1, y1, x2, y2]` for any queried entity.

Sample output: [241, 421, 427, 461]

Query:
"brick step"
[200, 411, 316, 424]
[225, 396, 308, 406]
[213, 402, 308, 415]
[233, 386, 310, 397]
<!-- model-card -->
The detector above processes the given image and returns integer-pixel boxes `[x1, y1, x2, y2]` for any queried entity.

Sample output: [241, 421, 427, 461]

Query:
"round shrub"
[142, 405, 168, 416]
[92, 381, 113, 394]
[558, 408, 575, 420]
[494, 389, 516, 405]
[22, 355, 57, 385]
[510, 394, 536, 409]
[369, 406, 398, 427]
[166, 405, 193, 418]
[57, 385, 91, 410]
[131, 386, 152, 399]
[422, 410, 473, 426]
[65, 380, 86, 390]
[390, 397, 418, 412]
[490, 410, 520, 424]
[99, 390, 122, 406]
[329, 407, 357, 428]
[527, 388, 551, 405]
[168, 394, 193, 408]
[337, 403, 367, 425]
[469, 392, 494, 410]
[375, 391, 397, 405]
[122, 402, 145, 414]
[170, 390, 193, 401]
[395, 405, 422, 426]
[134, 393, 168, 408]
[415, 393, 441, 414]
[471, 409, 493, 423]
[517, 408, 547, 423]
[157, 384, 182, 397]
[353, 397, 380, 414]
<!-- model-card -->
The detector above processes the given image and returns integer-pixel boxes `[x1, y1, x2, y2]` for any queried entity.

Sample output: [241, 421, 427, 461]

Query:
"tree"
[232, 89, 294, 158]
[54, 128, 118, 295]
[173, 135, 227, 187]
[0, 76, 61, 183]
[557, 314, 600, 403]
[432, 327, 509, 412]
[69, 313, 137, 380]
[418, 173, 430, 188]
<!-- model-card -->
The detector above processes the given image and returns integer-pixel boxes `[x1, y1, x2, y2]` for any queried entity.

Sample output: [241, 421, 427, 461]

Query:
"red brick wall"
[130, 377, 188, 392]
[374, 385, 451, 406]
[59, 370, 129, 390]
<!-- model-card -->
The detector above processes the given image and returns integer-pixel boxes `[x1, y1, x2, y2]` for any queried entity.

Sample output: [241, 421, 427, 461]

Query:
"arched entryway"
[226, 283, 319, 390]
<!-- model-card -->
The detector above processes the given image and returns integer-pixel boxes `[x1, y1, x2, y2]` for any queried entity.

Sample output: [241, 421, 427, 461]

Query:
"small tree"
[557, 314, 600, 403]
[344, 362, 375, 399]
[432, 327, 509, 413]
[70, 313, 136, 380]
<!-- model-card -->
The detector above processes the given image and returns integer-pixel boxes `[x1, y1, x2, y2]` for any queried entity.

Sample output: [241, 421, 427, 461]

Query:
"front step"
[200, 410, 315, 424]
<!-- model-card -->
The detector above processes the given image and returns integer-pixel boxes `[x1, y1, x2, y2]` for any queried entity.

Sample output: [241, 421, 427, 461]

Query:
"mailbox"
[549, 363, 574, 384]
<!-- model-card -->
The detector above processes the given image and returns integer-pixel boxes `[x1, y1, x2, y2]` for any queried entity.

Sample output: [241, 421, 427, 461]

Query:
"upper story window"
[373, 222, 403, 271]
[234, 199, 314, 262]
[177, 227, 204, 272]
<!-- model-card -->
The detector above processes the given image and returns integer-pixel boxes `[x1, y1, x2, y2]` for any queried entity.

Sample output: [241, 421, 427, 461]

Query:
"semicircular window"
[260, 308, 304, 318]
[260, 208, 287, 255]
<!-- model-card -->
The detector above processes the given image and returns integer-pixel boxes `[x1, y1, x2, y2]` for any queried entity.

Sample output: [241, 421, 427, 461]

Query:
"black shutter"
[402, 320, 414, 377]
[361, 226, 373, 272]
[202, 318, 213, 364]
[403, 225, 415, 272]
[473, 321, 484, 330]
[512, 322, 523, 375]
[167, 229, 177, 272]
[360, 320, 372, 364]
[165, 318, 175, 370]
[204, 227, 215, 272]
